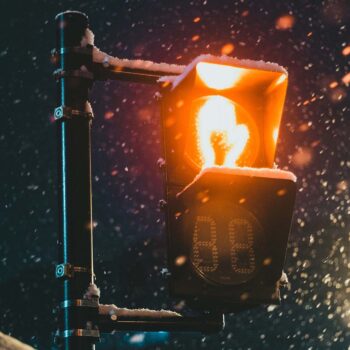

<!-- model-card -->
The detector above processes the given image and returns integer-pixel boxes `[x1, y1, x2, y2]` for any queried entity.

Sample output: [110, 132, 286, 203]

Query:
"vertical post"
[54, 11, 99, 350]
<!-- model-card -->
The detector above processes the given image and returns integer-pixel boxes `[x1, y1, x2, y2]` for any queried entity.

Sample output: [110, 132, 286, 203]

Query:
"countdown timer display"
[165, 170, 296, 310]
[188, 201, 264, 286]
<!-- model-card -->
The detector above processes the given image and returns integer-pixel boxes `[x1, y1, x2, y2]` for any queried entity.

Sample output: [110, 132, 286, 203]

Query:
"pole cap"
[55, 11, 89, 48]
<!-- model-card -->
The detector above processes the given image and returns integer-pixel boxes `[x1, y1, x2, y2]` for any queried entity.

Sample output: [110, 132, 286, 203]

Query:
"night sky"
[0, 0, 349, 349]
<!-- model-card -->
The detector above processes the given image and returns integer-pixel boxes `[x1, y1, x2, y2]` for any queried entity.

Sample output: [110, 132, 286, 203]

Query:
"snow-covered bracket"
[82, 283, 224, 334]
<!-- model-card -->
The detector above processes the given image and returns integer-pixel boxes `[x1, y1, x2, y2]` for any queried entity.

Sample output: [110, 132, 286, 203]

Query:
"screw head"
[55, 264, 64, 278]
[54, 107, 63, 119]
[157, 158, 166, 170]
[159, 199, 167, 209]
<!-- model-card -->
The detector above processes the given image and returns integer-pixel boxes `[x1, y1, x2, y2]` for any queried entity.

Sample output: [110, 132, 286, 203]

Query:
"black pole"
[52, 11, 225, 349]
[54, 11, 99, 350]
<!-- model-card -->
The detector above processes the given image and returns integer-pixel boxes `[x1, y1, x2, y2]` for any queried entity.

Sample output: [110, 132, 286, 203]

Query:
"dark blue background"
[0, 0, 349, 348]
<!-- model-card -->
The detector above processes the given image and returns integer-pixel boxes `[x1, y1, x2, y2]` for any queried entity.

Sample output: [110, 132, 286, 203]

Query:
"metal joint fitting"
[60, 299, 99, 309]
[55, 263, 91, 279]
[60, 329, 100, 339]
[54, 106, 94, 121]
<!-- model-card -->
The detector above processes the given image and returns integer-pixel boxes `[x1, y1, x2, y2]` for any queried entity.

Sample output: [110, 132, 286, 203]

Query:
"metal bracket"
[55, 263, 91, 279]
[98, 313, 225, 334]
[60, 329, 100, 339]
[60, 299, 99, 309]
[51, 45, 93, 57]
[54, 68, 94, 80]
[54, 106, 94, 121]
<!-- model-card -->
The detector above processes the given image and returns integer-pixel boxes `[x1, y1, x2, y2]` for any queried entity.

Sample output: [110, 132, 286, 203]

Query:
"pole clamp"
[54, 106, 93, 121]
[51, 46, 93, 57]
[60, 299, 99, 309]
[59, 329, 100, 339]
[55, 263, 91, 279]
[54, 68, 94, 80]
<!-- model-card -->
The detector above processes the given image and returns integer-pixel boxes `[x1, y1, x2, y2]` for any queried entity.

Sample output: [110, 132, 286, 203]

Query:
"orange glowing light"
[221, 43, 235, 55]
[186, 96, 259, 169]
[162, 57, 289, 183]
[197, 96, 248, 168]
[342, 72, 350, 85]
[196, 62, 245, 90]
[273, 127, 279, 144]
[275, 15, 295, 30]
[342, 46, 350, 56]
[329, 81, 338, 89]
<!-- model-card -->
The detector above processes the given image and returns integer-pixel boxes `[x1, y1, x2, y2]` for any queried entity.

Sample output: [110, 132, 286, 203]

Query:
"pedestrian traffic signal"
[160, 56, 296, 311]
[161, 55, 289, 187]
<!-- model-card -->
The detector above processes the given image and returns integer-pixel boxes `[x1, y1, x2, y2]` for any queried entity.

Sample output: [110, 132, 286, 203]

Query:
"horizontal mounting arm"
[92, 61, 179, 84]
[98, 313, 225, 333]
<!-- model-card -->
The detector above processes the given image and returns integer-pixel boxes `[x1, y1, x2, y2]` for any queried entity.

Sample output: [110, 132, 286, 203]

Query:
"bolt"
[157, 157, 166, 170]
[159, 199, 167, 209]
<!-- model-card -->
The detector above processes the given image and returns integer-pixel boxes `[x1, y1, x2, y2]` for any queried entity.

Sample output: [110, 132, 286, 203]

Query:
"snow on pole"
[178, 166, 296, 197]
[194, 166, 296, 184]
[80, 27, 288, 85]
[80, 27, 185, 77]
[84, 284, 181, 318]
[93, 47, 186, 76]
[99, 304, 181, 318]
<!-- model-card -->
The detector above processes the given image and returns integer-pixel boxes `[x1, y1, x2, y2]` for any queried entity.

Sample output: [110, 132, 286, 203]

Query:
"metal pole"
[54, 11, 99, 350]
[52, 11, 225, 349]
